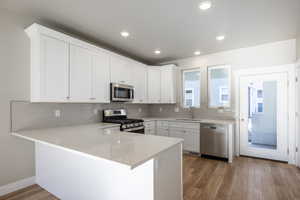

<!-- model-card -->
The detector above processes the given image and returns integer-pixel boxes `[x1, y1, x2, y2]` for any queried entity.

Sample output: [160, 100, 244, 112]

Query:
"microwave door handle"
[131, 89, 134, 99]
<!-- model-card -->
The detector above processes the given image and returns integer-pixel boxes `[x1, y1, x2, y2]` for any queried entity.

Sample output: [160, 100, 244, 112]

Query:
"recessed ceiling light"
[199, 1, 212, 10]
[120, 31, 130, 38]
[154, 50, 161, 54]
[216, 35, 225, 41]
[194, 51, 201, 55]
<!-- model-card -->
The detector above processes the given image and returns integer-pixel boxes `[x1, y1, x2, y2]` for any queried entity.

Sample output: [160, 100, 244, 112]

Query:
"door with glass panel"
[239, 73, 288, 161]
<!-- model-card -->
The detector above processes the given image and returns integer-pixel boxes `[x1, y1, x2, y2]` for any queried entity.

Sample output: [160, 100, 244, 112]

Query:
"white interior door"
[239, 72, 288, 161]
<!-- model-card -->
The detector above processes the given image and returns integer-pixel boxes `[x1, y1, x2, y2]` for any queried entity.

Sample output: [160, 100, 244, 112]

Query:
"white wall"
[0, 9, 35, 187]
[161, 39, 296, 119]
[0, 9, 150, 188]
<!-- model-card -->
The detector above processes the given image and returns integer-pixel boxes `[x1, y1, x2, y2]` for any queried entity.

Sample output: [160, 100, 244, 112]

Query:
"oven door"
[111, 83, 134, 102]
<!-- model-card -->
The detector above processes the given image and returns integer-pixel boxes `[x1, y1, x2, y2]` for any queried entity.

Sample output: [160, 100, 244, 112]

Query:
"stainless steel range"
[102, 109, 144, 134]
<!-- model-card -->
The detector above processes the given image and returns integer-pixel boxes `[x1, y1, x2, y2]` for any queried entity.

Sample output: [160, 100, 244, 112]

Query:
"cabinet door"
[161, 66, 176, 104]
[148, 67, 161, 103]
[70, 45, 93, 101]
[183, 130, 194, 152]
[92, 51, 110, 103]
[132, 63, 147, 103]
[110, 55, 131, 84]
[157, 128, 169, 137]
[40, 35, 69, 101]
[169, 128, 184, 140]
[187, 130, 200, 153]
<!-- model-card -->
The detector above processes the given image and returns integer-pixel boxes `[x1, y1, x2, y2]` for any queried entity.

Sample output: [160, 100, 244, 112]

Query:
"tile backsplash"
[11, 101, 149, 131]
[12, 101, 235, 131]
[148, 104, 192, 119]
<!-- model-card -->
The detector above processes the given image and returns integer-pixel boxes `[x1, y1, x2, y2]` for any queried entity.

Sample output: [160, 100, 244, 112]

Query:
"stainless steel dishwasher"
[200, 123, 228, 159]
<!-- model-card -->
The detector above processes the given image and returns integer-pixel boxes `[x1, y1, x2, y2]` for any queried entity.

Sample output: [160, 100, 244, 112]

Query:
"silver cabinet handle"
[90, 97, 96, 100]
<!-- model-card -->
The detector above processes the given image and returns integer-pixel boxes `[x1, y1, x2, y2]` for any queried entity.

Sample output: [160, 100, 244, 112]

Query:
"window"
[257, 90, 263, 98]
[219, 87, 229, 104]
[184, 88, 194, 107]
[257, 103, 263, 113]
[208, 65, 231, 108]
[182, 69, 201, 107]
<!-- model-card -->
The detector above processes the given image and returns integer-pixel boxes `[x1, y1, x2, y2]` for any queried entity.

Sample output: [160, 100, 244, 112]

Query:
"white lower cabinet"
[145, 121, 156, 135]
[150, 120, 200, 153]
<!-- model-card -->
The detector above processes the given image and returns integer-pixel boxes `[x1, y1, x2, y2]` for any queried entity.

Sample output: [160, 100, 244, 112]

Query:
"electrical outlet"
[54, 109, 61, 118]
[159, 107, 163, 112]
[138, 108, 142, 113]
[93, 109, 99, 115]
[174, 107, 179, 112]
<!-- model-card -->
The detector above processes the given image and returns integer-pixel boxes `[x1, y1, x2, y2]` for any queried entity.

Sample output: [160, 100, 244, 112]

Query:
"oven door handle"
[124, 126, 145, 132]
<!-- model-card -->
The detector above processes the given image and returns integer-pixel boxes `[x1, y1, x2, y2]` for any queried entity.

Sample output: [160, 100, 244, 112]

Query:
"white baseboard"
[0, 176, 35, 196]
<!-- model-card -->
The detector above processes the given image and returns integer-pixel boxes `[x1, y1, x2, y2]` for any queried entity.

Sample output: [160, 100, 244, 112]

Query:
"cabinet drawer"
[156, 120, 169, 128]
[145, 129, 156, 135]
[168, 121, 200, 130]
[144, 121, 155, 126]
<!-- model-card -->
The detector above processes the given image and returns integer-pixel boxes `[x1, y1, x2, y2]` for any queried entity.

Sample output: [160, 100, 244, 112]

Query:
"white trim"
[0, 177, 35, 196]
[234, 64, 296, 164]
[296, 67, 300, 167]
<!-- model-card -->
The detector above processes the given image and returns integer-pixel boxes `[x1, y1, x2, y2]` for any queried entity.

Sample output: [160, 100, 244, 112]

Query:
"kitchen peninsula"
[12, 123, 183, 200]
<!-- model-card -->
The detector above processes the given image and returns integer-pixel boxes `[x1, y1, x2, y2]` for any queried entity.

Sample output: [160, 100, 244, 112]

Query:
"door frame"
[296, 60, 300, 167]
[234, 64, 296, 164]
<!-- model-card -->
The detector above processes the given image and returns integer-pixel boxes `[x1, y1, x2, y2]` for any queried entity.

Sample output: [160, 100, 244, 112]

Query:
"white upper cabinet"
[35, 34, 69, 102]
[69, 44, 110, 103]
[147, 67, 161, 103]
[147, 65, 177, 104]
[91, 51, 110, 103]
[25, 24, 176, 104]
[26, 24, 111, 103]
[132, 62, 147, 103]
[69, 44, 93, 101]
[110, 55, 133, 85]
[161, 65, 176, 104]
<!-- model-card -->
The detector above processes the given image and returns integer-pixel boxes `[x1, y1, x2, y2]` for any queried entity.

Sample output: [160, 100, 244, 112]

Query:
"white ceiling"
[1, 0, 300, 64]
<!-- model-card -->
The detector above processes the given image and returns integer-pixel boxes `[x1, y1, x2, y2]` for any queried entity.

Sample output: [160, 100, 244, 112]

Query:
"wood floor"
[1, 155, 300, 200]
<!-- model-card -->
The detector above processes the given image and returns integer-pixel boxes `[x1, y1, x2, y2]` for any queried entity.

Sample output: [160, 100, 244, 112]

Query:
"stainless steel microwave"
[110, 83, 134, 102]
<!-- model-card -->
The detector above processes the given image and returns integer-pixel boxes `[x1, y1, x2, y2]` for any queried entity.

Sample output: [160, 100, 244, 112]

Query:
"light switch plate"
[159, 107, 163, 112]
[93, 109, 98, 115]
[138, 108, 142, 113]
[174, 107, 179, 112]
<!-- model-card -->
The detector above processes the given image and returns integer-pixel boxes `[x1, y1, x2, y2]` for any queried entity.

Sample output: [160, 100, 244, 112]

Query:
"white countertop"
[12, 123, 183, 169]
[142, 117, 235, 125]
